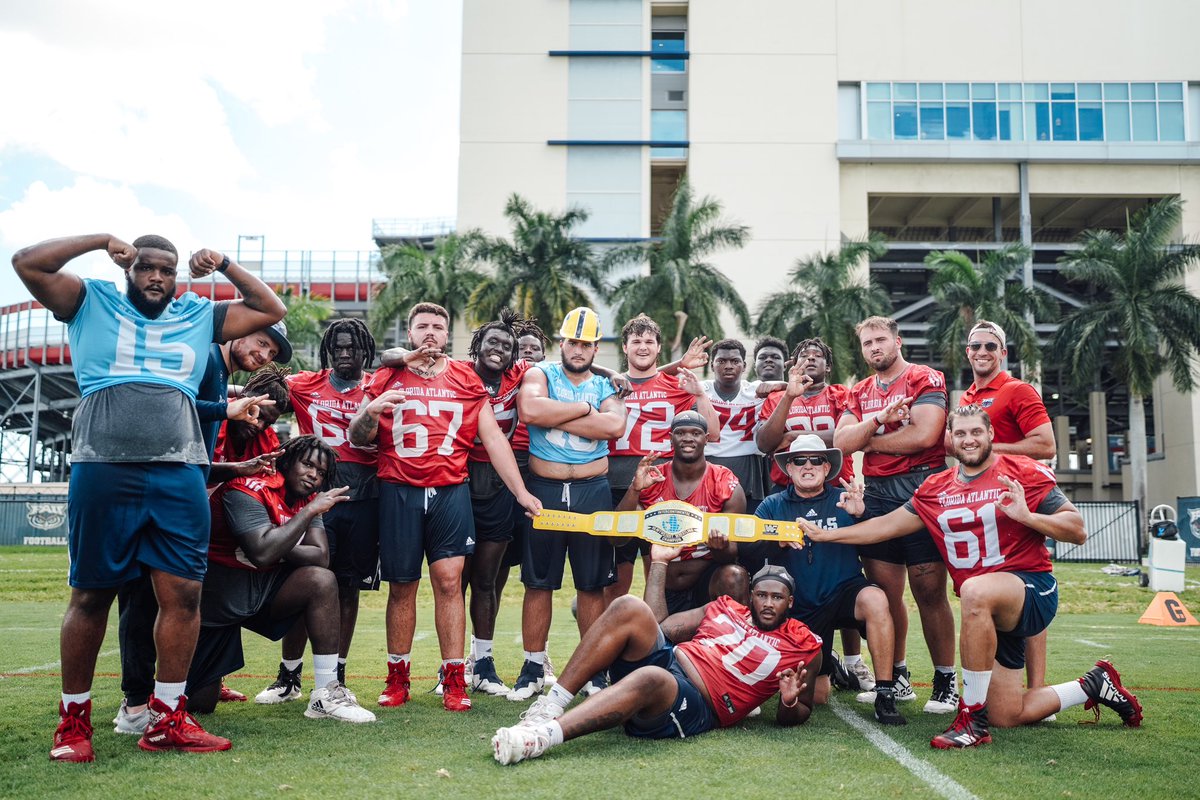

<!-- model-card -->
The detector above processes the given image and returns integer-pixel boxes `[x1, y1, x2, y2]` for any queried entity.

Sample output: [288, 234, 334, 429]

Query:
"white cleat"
[492, 725, 551, 765]
[519, 695, 565, 727]
[304, 682, 377, 724]
[848, 659, 876, 693]
[112, 699, 150, 735]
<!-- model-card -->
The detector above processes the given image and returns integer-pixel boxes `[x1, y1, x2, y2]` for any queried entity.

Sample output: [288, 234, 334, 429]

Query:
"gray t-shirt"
[72, 384, 208, 463]
[223, 488, 325, 539]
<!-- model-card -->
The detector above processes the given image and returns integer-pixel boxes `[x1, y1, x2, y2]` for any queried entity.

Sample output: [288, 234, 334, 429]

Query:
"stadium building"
[456, 0, 1200, 515]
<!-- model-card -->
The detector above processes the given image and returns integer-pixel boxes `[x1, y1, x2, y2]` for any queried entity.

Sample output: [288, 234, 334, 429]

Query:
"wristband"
[781, 695, 799, 709]
[872, 414, 882, 427]
[217, 255, 230, 273]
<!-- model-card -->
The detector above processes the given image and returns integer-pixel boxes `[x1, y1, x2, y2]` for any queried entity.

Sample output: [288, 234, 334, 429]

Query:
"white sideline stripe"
[830, 698, 980, 800]
[1075, 639, 1108, 648]
[3, 648, 119, 677]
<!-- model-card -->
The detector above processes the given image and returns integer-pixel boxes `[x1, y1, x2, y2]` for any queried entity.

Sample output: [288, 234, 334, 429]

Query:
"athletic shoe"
[255, 663, 302, 704]
[930, 701, 991, 749]
[924, 670, 960, 714]
[747, 705, 762, 718]
[471, 656, 511, 696]
[848, 658, 876, 693]
[112, 699, 150, 735]
[378, 661, 411, 707]
[432, 665, 444, 696]
[519, 695, 565, 727]
[1080, 659, 1143, 727]
[543, 652, 557, 687]
[336, 662, 346, 687]
[464, 656, 474, 687]
[442, 662, 471, 712]
[506, 660, 545, 702]
[874, 688, 906, 726]
[137, 695, 232, 753]
[829, 650, 854, 691]
[51, 700, 94, 763]
[305, 682, 377, 724]
[581, 671, 608, 697]
[858, 666, 915, 703]
[218, 682, 248, 703]
[493, 724, 551, 765]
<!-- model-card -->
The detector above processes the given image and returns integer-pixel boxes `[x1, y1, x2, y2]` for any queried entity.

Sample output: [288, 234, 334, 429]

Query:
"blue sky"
[0, 1, 462, 304]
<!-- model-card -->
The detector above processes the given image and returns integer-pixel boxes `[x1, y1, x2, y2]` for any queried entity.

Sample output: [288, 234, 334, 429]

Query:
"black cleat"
[1080, 660, 1143, 727]
[874, 687, 906, 726]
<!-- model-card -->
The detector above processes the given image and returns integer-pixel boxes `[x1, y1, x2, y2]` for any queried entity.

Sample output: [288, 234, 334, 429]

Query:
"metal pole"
[26, 364, 41, 482]
[1018, 162, 1039, 388]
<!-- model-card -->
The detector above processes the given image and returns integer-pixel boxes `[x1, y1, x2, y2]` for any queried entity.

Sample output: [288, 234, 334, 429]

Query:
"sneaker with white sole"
[432, 665, 444, 696]
[471, 656, 511, 696]
[112, 699, 150, 735]
[924, 670, 960, 714]
[256, 663, 302, 704]
[848, 658, 876, 693]
[493, 724, 551, 765]
[506, 659, 545, 702]
[858, 665, 915, 703]
[581, 671, 607, 697]
[305, 682, 377, 724]
[543, 652, 557, 687]
[519, 695, 565, 727]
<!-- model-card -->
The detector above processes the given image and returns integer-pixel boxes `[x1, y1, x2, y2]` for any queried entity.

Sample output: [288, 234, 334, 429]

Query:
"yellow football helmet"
[558, 307, 602, 342]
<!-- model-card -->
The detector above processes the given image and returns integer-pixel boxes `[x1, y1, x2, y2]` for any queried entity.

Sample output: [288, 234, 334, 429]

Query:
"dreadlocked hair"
[468, 307, 523, 361]
[319, 317, 375, 371]
[792, 337, 833, 368]
[242, 363, 292, 414]
[513, 316, 547, 346]
[275, 434, 339, 493]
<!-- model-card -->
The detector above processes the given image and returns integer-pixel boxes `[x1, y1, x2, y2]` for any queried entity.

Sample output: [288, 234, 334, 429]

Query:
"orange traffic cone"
[1138, 592, 1200, 626]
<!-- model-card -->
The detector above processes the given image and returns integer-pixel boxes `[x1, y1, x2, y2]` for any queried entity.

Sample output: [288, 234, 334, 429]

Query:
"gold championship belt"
[532, 499, 805, 548]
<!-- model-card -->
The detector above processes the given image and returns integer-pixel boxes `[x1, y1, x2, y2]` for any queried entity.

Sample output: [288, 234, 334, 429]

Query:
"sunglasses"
[968, 341, 1001, 352]
[788, 455, 828, 466]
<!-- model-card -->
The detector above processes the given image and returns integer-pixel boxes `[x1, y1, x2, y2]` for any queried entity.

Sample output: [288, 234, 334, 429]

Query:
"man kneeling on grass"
[184, 435, 375, 724]
[492, 554, 821, 765]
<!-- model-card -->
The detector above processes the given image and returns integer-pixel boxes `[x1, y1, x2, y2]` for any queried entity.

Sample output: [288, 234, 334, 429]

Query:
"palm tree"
[754, 235, 891, 384]
[468, 194, 639, 330]
[368, 231, 487, 346]
[276, 286, 333, 371]
[1051, 196, 1200, 527]
[924, 244, 1054, 388]
[609, 178, 750, 359]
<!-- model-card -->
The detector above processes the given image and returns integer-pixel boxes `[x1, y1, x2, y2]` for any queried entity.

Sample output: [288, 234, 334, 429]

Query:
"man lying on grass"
[492, 555, 821, 765]
[801, 404, 1143, 748]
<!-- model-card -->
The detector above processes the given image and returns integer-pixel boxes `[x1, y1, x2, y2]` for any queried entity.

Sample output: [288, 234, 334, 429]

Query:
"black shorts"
[995, 571, 1059, 670]
[612, 629, 717, 739]
[503, 456, 533, 568]
[796, 577, 873, 676]
[521, 474, 615, 592]
[469, 460, 517, 543]
[859, 468, 946, 566]
[322, 497, 381, 590]
[379, 482, 475, 583]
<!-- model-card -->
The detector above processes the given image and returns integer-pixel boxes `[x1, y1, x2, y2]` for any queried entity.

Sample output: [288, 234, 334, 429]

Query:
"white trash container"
[1148, 538, 1187, 592]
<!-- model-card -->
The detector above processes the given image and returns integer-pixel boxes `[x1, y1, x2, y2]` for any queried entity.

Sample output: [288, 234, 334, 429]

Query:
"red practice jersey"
[287, 369, 378, 467]
[363, 360, 489, 486]
[908, 454, 1057, 594]
[208, 474, 314, 571]
[845, 364, 948, 478]
[760, 384, 855, 487]
[677, 595, 823, 727]
[959, 371, 1051, 446]
[210, 421, 280, 489]
[468, 359, 531, 462]
[638, 462, 740, 561]
[610, 372, 698, 457]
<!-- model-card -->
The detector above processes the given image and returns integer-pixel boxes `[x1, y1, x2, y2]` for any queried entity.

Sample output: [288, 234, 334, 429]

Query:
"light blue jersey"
[527, 362, 616, 465]
[67, 279, 215, 399]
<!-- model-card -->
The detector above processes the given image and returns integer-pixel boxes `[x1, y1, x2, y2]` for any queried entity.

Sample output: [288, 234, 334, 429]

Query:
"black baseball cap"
[751, 565, 795, 595]
[264, 320, 293, 364]
[670, 410, 708, 434]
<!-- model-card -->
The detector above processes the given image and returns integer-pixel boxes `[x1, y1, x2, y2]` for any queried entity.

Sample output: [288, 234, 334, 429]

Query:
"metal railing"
[1055, 501, 1142, 563]
[371, 217, 456, 240]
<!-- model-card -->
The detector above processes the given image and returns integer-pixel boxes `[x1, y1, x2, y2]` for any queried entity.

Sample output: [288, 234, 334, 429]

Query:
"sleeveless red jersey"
[845, 364, 948, 477]
[638, 462, 740, 561]
[677, 595, 823, 727]
[208, 474, 314, 571]
[908, 453, 1057, 594]
[610, 371, 697, 457]
[468, 359, 530, 462]
[760, 384, 855, 486]
[287, 369, 377, 467]
[363, 360, 488, 486]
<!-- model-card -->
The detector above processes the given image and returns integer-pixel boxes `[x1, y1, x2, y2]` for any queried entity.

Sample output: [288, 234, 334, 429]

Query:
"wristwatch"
[217, 255, 230, 273]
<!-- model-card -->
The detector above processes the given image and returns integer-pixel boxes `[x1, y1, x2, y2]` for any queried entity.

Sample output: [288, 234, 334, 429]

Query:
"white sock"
[61, 691, 90, 707]
[538, 721, 564, 747]
[894, 661, 907, 670]
[1051, 680, 1088, 710]
[475, 638, 494, 659]
[388, 653, 410, 665]
[961, 669, 991, 706]
[282, 658, 303, 673]
[548, 683, 574, 708]
[935, 665, 956, 676]
[442, 659, 464, 668]
[525, 650, 546, 666]
[843, 654, 863, 667]
[154, 681, 187, 710]
[337, 657, 347, 666]
[313, 653, 338, 688]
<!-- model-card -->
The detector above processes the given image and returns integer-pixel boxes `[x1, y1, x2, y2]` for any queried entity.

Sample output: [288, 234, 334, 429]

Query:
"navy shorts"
[796, 577, 873, 677]
[522, 474, 615, 592]
[859, 468, 946, 566]
[68, 462, 210, 588]
[995, 571, 1059, 670]
[322, 498, 380, 590]
[469, 460, 517, 544]
[612, 629, 717, 739]
[379, 482, 475, 583]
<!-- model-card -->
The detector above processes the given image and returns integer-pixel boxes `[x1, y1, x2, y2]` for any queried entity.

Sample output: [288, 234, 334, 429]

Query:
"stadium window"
[919, 104, 945, 139]
[651, 31, 685, 72]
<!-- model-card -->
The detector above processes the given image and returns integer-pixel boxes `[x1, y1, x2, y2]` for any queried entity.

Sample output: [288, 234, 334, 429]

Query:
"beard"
[562, 353, 596, 374]
[956, 438, 993, 467]
[126, 276, 171, 318]
[750, 606, 786, 631]
[871, 350, 898, 373]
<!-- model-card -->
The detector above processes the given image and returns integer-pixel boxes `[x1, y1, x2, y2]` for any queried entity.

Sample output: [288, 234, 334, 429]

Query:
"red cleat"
[218, 682, 248, 702]
[51, 700, 95, 763]
[930, 701, 992, 749]
[378, 661, 411, 707]
[442, 662, 471, 712]
[137, 695, 232, 753]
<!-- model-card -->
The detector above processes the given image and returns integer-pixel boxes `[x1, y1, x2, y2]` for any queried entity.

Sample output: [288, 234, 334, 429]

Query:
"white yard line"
[830, 698, 980, 800]
[1075, 639, 1109, 648]
[3, 648, 119, 677]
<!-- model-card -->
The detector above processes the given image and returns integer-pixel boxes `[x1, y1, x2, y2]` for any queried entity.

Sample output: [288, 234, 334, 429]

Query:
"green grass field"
[1, 547, 1198, 800]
